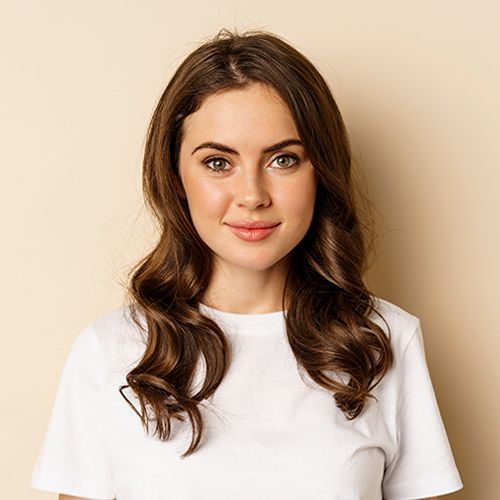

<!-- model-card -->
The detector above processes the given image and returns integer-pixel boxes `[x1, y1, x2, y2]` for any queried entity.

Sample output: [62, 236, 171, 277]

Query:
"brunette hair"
[120, 27, 393, 458]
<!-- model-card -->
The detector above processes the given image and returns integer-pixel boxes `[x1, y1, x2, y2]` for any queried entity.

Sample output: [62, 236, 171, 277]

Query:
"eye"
[203, 157, 229, 174]
[202, 153, 300, 174]
[271, 153, 299, 169]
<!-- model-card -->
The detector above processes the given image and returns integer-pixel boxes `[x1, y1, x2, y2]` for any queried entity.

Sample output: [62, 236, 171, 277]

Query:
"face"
[177, 82, 318, 274]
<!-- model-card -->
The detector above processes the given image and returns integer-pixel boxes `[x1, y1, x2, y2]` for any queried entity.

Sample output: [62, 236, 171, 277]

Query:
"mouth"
[225, 221, 281, 229]
[225, 222, 281, 242]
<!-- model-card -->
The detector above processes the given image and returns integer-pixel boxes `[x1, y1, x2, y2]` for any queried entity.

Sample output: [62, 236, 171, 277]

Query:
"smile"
[226, 223, 280, 242]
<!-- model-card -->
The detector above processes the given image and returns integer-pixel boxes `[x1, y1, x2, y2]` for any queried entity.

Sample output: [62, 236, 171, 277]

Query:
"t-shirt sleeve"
[31, 323, 116, 499]
[382, 322, 463, 500]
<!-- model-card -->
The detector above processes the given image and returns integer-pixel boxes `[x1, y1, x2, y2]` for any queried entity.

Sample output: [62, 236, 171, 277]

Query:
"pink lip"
[226, 220, 280, 229]
[226, 223, 280, 242]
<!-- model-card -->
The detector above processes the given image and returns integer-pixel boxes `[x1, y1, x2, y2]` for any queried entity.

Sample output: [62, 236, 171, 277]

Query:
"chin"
[219, 255, 284, 272]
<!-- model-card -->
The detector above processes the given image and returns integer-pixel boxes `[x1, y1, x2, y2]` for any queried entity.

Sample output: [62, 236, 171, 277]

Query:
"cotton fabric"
[31, 296, 463, 499]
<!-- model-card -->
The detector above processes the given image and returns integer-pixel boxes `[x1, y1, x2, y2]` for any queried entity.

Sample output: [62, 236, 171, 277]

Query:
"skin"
[178, 82, 318, 314]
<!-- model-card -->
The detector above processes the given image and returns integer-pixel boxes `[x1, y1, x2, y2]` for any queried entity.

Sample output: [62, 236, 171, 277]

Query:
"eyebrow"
[191, 138, 303, 156]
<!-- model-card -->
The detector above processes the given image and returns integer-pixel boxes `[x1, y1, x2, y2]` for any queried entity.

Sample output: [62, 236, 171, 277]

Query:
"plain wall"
[2, 1, 498, 498]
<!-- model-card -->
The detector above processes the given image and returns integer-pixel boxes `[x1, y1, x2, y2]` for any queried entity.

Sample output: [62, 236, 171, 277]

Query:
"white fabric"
[31, 297, 463, 499]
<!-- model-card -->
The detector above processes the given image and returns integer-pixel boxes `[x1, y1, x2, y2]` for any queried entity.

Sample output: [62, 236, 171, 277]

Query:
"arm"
[32, 325, 115, 499]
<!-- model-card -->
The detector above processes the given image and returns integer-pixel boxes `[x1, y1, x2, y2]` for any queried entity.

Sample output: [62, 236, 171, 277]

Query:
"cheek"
[185, 178, 229, 218]
[276, 177, 317, 216]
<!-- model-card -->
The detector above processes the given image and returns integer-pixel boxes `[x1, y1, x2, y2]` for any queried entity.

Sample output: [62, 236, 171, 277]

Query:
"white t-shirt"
[31, 296, 463, 500]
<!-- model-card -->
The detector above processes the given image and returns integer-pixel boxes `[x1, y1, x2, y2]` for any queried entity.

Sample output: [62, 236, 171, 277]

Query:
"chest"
[100, 336, 395, 499]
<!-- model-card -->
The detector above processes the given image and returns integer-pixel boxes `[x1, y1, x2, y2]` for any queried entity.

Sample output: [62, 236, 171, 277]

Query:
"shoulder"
[369, 295, 421, 355]
[90, 304, 146, 343]
[71, 304, 147, 373]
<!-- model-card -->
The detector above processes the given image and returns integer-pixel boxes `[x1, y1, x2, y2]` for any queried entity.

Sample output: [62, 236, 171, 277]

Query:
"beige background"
[2, 1, 498, 498]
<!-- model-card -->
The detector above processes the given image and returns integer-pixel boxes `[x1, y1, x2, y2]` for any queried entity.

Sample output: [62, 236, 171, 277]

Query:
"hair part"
[120, 27, 393, 458]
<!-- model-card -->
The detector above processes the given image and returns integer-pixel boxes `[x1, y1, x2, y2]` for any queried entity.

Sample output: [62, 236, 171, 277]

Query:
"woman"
[31, 28, 463, 499]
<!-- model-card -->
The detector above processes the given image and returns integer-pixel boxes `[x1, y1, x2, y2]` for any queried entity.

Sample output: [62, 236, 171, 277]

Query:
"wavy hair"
[120, 27, 393, 458]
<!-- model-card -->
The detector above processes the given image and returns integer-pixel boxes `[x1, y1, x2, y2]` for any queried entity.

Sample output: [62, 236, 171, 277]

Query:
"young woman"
[31, 28, 463, 500]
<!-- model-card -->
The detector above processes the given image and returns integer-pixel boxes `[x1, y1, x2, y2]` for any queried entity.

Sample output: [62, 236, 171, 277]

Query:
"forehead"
[181, 83, 299, 144]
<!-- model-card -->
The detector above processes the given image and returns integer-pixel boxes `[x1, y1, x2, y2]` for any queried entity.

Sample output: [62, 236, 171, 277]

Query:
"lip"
[225, 220, 280, 229]
[226, 223, 280, 242]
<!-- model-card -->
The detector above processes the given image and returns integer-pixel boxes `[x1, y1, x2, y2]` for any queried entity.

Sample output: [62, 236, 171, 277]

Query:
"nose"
[234, 168, 271, 209]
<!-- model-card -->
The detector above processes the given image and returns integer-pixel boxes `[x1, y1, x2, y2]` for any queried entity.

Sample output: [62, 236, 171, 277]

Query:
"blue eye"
[202, 153, 300, 174]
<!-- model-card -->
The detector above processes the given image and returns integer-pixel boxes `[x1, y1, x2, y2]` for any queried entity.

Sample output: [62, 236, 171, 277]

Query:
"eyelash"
[202, 153, 300, 174]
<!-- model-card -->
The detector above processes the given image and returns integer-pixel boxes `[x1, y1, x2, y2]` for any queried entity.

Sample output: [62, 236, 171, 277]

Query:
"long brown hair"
[120, 27, 393, 458]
